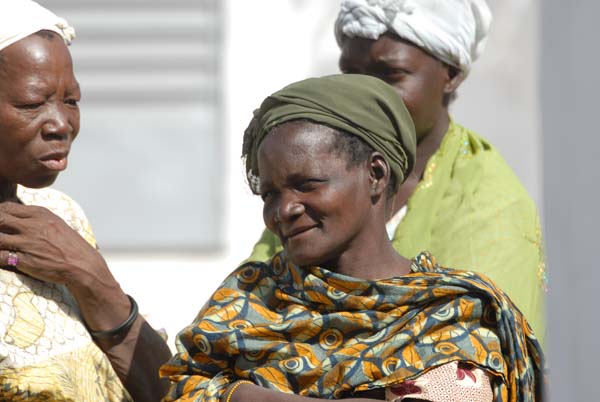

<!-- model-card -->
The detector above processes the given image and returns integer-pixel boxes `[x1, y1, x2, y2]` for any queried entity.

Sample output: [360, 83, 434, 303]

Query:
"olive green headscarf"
[242, 74, 416, 193]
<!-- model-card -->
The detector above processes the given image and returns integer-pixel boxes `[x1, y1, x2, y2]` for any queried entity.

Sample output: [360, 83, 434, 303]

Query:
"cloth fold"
[0, 0, 75, 52]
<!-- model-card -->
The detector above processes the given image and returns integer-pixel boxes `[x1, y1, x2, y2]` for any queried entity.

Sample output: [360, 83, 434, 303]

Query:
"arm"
[225, 382, 379, 402]
[0, 202, 172, 402]
[65, 254, 172, 402]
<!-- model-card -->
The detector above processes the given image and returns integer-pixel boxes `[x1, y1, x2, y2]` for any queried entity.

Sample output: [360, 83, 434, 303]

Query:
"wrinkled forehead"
[259, 121, 338, 159]
[0, 31, 70, 68]
[339, 32, 439, 66]
[0, 31, 75, 94]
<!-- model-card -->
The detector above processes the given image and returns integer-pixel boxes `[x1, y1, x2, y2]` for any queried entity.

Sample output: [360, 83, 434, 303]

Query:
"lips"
[282, 225, 317, 242]
[38, 151, 69, 172]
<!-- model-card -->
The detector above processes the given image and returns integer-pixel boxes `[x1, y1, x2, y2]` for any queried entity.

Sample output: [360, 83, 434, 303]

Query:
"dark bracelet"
[87, 294, 139, 339]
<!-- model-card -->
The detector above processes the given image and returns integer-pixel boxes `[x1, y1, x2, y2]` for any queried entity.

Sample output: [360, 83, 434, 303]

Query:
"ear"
[368, 152, 391, 198]
[443, 65, 464, 95]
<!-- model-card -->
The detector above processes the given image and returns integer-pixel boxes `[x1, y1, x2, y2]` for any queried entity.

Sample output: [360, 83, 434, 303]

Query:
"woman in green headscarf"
[160, 75, 543, 402]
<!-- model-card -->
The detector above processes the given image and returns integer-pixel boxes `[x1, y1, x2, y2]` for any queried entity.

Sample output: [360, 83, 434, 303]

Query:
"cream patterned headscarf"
[0, 0, 75, 52]
[334, 0, 492, 75]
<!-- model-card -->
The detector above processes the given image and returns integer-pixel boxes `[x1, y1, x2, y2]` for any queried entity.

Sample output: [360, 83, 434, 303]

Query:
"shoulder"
[411, 251, 512, 301]
[17, 186, 97, 247]
[446, 121, 536, 203]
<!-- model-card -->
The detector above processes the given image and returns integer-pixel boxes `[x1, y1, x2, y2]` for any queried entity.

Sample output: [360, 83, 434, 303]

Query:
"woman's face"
[258, 122, 374, 268]
[0, 32, 80, 188]
[339, 34, 455, 140]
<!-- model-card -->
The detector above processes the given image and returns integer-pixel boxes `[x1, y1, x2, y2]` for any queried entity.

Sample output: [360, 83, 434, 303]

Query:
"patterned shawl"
[161, 252, 544, 402]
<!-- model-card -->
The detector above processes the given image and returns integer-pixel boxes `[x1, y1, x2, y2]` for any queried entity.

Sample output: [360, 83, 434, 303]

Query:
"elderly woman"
[0, 1, 170, 401]
[248, 0, 546, 345]
[160, 75, 543, 402]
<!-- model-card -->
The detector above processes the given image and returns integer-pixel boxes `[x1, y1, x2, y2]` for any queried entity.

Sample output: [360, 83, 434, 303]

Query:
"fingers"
[0, 201, 35, 218]
[0, 211, 22, 233]
[0, 203, 56, 234]
[0, 249, 21, 271]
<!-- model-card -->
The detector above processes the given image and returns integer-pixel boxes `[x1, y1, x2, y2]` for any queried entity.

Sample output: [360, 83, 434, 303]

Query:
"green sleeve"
[244, 228, 283, 263]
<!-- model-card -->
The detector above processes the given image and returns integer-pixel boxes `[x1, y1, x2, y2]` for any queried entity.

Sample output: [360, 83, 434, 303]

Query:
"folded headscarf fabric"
[334, 0, 492, 75]
[243, 74, 416, 193]
[160, 252, 544, 402]
[0, 0, 75, 52]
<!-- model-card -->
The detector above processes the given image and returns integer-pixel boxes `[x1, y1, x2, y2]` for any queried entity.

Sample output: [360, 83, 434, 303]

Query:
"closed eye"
[65, 98, 80, 107]
[16, 102, 44, 110]
[295, 179, 325, 193]
[379, 65, 410, 79]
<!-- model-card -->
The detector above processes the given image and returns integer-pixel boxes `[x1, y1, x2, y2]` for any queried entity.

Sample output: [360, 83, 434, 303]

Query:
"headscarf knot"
[0, 0, 75, 52]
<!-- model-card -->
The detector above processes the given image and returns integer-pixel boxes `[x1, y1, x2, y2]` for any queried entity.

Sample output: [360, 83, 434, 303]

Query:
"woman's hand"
[0, 201, 172, 401]
[0, 200, 131, 330]
[0, 201, 108, 288]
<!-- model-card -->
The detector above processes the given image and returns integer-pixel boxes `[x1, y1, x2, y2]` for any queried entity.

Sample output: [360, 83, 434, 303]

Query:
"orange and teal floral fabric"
[247, 120, 547, 347]
[161, 252, 544, 402]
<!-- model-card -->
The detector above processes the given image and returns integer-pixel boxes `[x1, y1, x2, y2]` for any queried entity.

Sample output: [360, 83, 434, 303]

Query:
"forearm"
[96, 316, 172, 402]
[228, 382, 380, 402]
[66, 262, 172, 402]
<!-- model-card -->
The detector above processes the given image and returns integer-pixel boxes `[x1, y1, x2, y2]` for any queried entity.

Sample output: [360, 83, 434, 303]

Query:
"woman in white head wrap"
[334, 0, 492, 77]
[248, 0, 546, 351]
[0, 1, 171, 401]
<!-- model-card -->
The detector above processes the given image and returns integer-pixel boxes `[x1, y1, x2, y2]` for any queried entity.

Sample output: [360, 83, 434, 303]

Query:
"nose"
[42, 104, 73, 140]
[275, 191, 305, 224]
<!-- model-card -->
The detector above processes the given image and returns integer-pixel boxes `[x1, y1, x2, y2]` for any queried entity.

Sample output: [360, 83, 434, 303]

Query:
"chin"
[286, 250, 319, 268]
[286, 247, 332, 268]
[19, 173, 60, 189]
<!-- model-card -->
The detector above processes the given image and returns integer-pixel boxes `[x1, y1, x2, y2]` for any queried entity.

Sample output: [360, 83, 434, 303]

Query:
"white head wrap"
[334, 0, 492, 75]
[0, 0, 75, 52]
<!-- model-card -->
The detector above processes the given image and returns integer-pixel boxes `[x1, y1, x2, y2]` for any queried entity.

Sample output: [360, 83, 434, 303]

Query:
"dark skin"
[229, 122, 411, 402]
[0, 32, 171, 401]
[258, 122, 412, 279]
[338, 33, 463, 216]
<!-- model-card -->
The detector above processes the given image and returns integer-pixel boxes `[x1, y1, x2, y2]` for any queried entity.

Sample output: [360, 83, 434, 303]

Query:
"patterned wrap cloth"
[0, 186, 131, 401]
[160, 252, 544, 402]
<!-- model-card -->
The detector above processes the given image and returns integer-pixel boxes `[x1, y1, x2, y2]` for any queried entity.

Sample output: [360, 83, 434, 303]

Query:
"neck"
[416, 111, 450, 176]
[388, 111, 450, 218]
[324, 228, 413, 280]
[0, 180, 17, 203]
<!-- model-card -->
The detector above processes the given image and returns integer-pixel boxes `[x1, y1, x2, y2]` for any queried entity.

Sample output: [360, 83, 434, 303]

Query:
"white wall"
[105, 0, 543, 350]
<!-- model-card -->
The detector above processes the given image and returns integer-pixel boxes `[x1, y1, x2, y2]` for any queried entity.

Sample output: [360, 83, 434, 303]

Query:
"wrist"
[223, 380, 254, 402]
[65, 264, 131, 333]
[64, 255, 121, 303]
